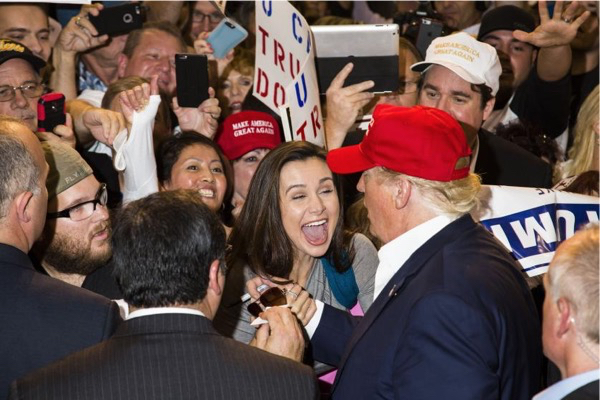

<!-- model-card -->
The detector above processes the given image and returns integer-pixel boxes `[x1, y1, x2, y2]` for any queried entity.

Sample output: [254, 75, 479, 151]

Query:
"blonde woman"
[554, 85, 599, 195]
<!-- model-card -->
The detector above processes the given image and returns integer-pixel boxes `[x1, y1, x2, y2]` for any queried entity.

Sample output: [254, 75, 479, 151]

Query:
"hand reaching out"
[513, 0, 591, 48]
[118, 76, 160, 126]
[250, 306, 305, 362]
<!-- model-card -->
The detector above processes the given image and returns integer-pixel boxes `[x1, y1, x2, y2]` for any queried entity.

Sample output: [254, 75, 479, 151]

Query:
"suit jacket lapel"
[333, 215, 476, 387]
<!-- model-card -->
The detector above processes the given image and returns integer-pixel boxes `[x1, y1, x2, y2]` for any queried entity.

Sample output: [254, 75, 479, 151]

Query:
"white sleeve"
[76, 89, 105, 107]
[112, 95, 161, 204]
[304, 299, 325, 338]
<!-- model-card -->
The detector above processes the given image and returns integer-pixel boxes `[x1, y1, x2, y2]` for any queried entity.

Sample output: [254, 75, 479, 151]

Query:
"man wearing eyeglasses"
[0, 116, 120, 399]
[189, 1, 224, 42]
[31, 141, 116, 297]
[0, 38, 125, 149]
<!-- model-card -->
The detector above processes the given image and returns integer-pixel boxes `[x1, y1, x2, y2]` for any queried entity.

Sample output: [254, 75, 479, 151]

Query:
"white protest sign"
[253, 0, 324, 146]
[471, 185, 599, 277]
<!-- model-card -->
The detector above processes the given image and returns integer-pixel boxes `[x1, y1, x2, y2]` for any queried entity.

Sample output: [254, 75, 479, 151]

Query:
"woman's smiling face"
[278, 157, 340, 260]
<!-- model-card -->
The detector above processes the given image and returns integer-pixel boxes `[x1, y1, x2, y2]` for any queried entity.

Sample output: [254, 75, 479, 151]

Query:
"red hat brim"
[326, 144, 377, 175]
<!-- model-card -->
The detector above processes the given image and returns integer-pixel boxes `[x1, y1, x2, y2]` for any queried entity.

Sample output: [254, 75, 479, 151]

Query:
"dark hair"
[156, 132, 233, 209]
[228, 141, 354, 280]
[564, 171, 600, 196]
[495, 120, 559, 165]
[111, 190, 226, 307]
[418, 69, 494, 109]
[122, 21, 187, 59]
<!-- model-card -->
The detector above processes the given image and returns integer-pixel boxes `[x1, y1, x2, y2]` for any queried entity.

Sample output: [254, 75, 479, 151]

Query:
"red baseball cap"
[326, 105, 472, 182]
[217, 111, 281, 161]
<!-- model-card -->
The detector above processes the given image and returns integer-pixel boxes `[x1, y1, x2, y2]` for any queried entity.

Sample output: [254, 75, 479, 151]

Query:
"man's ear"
[15, 191, 34, 224]
[482, 96, 496, 121]
[556, 297, 572, 338]
[207, 259, 224, 296]
[117, 54, 129, 79]
[392, 178, 411, 210]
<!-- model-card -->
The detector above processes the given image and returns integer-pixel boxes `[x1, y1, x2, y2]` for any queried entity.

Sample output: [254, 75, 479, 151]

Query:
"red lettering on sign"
[273, 82, 286, 109]
[257, 25, 269, 56]
[256, 68, 269, 97]
[310, 105, 321, 138]
[295, 120, 308, 141]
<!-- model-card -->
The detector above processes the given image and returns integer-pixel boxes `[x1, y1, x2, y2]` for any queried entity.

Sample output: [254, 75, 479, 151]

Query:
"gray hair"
[548, 223, 599, 343]
[0, 119, 40, 219]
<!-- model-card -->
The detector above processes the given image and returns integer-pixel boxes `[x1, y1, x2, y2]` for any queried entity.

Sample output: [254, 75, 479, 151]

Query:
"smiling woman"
[214, 141, 378, 373]
[157, 132, 233, 216]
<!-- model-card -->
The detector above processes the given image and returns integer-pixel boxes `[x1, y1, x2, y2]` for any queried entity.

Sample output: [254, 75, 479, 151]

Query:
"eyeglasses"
[247, 287, 288, 318]
[0, 82, 45, 102]
[47, 183, 108, 222]
[191, 11, 223, 24]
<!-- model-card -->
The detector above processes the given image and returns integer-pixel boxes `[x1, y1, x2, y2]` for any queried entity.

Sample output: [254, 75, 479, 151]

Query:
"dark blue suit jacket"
[0, 244, 120, 399]
[312, 215, 542, 400]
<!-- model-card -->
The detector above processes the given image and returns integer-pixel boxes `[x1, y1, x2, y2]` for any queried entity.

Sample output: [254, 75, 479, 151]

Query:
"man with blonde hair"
[303, 104, 542, 399]
[534, 224, 599, 400]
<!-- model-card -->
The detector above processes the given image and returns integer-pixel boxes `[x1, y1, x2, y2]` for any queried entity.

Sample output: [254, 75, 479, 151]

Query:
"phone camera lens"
[123, 13, 133, 23]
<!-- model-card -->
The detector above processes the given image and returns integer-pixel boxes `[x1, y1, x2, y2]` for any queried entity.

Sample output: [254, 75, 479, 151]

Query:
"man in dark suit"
[0, 116, 120, 399]
[9, 190, 318, 400]
[533, 224, 599, 400]
[303, 105, 541, 399]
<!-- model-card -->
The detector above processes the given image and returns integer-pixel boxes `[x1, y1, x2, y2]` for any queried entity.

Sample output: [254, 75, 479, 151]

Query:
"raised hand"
[172, 87, 221, 139]
[56, 3, 109, 54]
[325, 62, 374, 150]
[513, 0, 591, 48]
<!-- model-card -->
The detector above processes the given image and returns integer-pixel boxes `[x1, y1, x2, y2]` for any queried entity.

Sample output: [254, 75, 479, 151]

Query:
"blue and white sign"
[472, 186, 599, 277]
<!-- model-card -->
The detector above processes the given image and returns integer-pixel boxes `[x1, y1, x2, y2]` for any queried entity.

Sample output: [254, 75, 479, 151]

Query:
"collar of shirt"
[78, 61, 108, 93]
[470, 133, 480, 174]
[373, 215, 457, 300]
[127, 307, 206, 320]
[533, 369, 600, 400]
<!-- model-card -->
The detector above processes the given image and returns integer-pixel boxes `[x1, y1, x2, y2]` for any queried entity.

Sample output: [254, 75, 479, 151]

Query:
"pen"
[240, 284, 270, 303]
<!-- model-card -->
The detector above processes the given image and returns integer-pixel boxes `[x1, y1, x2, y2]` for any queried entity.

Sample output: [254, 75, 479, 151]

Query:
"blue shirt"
[533, 369, 599, 400]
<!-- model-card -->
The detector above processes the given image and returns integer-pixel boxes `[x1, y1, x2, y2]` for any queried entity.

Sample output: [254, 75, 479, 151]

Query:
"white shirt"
[373, 215, 456, 299]
[533, 369, 599, 400]
[127, 307, 206, 320]
[306, 215, 457, 337]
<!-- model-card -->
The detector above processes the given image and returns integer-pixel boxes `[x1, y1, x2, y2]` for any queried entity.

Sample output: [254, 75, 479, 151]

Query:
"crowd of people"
[0, 1, 598, 399]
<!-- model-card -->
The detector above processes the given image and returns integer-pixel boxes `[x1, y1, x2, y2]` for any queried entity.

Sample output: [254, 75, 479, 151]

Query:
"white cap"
[411, 32, 502, 96]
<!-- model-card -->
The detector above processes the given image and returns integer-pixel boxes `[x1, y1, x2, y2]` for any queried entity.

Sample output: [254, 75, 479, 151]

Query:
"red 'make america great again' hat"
[326, 105, 472, 182]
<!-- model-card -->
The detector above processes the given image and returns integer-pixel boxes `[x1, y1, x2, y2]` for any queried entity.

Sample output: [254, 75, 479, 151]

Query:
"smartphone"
[206, 18, 248, 59]
[37, 93, 66, 133]
[88, 3, 145, 37]
[415, 18, 444, 59]
[176, 54, 209, 108]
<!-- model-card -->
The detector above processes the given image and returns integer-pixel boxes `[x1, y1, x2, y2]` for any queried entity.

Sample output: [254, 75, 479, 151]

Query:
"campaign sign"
[253, 0, 324, 146]
[472, 186, 599, 277]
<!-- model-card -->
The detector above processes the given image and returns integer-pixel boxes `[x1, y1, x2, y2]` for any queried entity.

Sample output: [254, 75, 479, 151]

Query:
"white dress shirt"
[306, 215, 457, 337]
[127, 307, 206, 320]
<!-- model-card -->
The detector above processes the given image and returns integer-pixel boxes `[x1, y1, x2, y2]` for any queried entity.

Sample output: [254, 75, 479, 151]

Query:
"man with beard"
[477, 2, 591, 152]
[0, 116, 120, 399]
[31, 140, 119, 297]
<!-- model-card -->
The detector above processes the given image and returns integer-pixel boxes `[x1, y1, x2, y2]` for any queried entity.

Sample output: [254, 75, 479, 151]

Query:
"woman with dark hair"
[214, 141, 378, 372]
[157, 132, 233, 216]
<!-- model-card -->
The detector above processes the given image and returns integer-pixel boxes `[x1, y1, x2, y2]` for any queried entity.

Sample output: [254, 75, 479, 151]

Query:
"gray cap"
[41, 141, 93, 198]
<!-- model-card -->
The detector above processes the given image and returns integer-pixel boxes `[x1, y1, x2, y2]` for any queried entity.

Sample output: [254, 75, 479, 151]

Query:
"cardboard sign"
[253, 0, 324, 146]
[472, 185, 599, 277]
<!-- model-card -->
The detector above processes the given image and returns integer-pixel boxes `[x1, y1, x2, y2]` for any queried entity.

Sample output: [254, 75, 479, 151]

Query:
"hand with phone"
[56, 3, 108, 54]
[172, 87, 221, 139]
[36, 93, 76, 148]
[193, 32, 234, 77]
